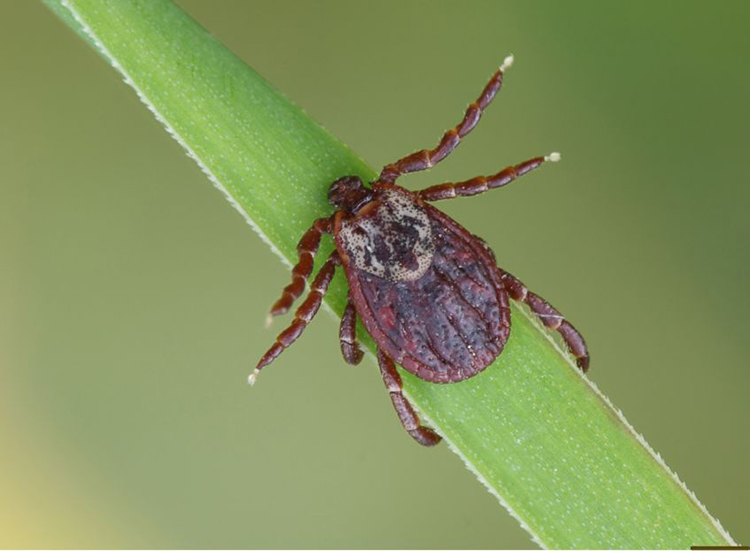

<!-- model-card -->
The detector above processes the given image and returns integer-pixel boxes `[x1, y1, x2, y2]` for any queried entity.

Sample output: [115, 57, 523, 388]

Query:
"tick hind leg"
[250, 252, 340, 385]
[500, 270, 590, 372]
[267, 216, 332, 320]
[339, 297, 363, 365]
[379, 55, 514, 184]
[377, 349, 441, 447]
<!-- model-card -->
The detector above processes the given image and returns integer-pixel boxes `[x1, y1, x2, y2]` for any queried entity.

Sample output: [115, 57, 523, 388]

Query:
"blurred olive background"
[1, 1, 748, 548]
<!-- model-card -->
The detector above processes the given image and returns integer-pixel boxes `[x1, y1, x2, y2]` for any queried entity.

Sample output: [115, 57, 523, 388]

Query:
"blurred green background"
[1, 1, 748, 548]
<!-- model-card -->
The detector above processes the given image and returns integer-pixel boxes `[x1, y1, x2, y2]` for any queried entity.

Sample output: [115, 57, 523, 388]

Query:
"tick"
[250, 56, 589, 446]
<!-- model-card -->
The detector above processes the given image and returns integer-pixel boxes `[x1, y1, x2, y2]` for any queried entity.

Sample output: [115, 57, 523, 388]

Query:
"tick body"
[252, 56, 589, 446]
[336, 185, 509, 384]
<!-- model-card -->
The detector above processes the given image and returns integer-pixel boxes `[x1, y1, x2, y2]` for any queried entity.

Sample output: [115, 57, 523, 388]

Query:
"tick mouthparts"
[500, 54, 514, 73]
[248, 368, 260, 386]
[545, 151, 561, 162]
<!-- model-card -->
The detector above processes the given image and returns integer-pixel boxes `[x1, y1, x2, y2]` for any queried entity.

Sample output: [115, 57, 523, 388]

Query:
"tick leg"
[379, 55, 514, 185]
[500, 270, 590, 372]
[268, 216, 332, 320]
[417, 153, 560, 202]
[377, 349, 442, 447]
[339, 298, 364, 365]
[250, 252, 340, 385]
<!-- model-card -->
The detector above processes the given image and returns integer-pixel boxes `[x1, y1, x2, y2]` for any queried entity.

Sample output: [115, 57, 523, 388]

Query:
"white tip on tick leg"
[500, 54, 514, 73]
[265, 313, 274, 328]
[545, 151, 561, 163]
[248, 368, 260, 386]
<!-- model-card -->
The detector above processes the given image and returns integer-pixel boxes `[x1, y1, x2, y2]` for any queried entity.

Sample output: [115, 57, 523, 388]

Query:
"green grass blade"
[45, 0, 737, 547]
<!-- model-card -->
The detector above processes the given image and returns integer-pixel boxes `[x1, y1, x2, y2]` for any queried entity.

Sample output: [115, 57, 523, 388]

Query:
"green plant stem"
[45, 0, 737, 547]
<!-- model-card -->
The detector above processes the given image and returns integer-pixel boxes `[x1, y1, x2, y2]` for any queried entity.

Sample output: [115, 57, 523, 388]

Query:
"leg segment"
[268, 216, 332, 319]
[417, 153, 559, 202]
[377, 349, 441, 446]
[250, 252, 340, 385]
[500, 270, 590, 372]
[379, 56, 514, 185]
[339, 298, 364, 365]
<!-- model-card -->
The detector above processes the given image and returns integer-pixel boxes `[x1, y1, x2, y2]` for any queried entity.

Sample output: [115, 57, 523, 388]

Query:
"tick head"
[328, 176, 372, 214]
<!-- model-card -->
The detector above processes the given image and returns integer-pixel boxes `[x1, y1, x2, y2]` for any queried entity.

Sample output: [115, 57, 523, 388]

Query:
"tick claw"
[265, 313, 274, 328]
[500, 54, 514, 73]
[248, 368, 259, 386]
[545, 151, 561, 163]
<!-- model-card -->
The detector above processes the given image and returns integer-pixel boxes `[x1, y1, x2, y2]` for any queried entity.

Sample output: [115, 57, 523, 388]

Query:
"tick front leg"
[268, 216, 332, 320]
[339, 298, 363, 365]
[417, 153, 560, 202]
[379, 55, 514, 185]
[377, 349, 441, 447]
[500, 270, 590, 372]
[250, 252, 340, 385]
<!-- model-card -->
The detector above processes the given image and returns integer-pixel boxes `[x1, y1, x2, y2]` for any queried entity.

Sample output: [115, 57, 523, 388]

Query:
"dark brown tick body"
[336, 185, 510, 384]
[252, 56, 589, 446]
